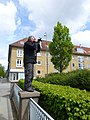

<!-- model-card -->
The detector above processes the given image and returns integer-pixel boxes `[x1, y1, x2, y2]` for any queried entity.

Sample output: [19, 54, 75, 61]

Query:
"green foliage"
[0, 64, 6, 77]
[18, 79, 24, 90]
[33, 81, 90, 120]
[35, 69, 90, 91]
[18, 80, 90, 120]
[49, 22, 74, 73]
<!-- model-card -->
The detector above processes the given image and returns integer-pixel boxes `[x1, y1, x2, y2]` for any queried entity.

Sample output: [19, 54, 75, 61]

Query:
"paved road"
[0, 78, 13, 120]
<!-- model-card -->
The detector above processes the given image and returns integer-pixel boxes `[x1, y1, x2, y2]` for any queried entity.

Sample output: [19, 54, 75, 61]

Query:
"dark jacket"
[24, 41, 40, 66]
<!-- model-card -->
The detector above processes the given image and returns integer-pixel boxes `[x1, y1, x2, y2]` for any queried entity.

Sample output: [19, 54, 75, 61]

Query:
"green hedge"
[18, 80, 90, 120]
[35, 69, 90, 91]
[18, 79, 24, 90]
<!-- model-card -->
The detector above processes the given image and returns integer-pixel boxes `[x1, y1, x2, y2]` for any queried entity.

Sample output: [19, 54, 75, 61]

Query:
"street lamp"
[44, 32, 48, 76]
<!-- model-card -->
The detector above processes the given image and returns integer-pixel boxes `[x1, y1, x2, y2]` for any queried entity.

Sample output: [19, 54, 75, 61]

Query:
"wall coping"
[18, 90, 40, 99]
[9, 80, 19, 83]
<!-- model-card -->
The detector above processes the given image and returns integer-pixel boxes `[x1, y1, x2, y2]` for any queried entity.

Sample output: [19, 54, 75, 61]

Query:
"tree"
[49, 22, 74, 73]
[0, 64, 6, 77]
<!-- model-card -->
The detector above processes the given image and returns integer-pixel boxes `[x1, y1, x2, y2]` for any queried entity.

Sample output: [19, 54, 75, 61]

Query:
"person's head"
[28, 36, 36, 42]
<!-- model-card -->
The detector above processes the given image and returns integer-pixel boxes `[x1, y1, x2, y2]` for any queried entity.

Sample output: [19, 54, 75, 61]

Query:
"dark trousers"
[24, 63, 34, 89]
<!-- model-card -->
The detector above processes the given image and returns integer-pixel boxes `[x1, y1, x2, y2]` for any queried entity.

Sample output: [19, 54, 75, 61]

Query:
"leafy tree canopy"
[49, 22, 74, 73]
[0, 64, 6, 78]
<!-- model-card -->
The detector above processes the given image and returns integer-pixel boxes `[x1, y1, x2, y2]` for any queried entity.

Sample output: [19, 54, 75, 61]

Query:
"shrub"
[33, 81, 90, 120]
[18, 79, 24, 90]
[18, 80, 90, 120]
[35, 69, 90, 91]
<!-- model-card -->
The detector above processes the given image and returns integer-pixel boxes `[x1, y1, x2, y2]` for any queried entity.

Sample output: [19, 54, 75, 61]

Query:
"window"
[37, 61, 41, 65]
[17, 49, 23, 57]
[87, 57, 90, 61]
[88, 64, 90, 69]
[72, 63, 75, 67]
[78, 63, 84, 69]
[46, 52, 50, 57]
[20, 41, 24, 45]
[37, 70, 42, 75]
[72, 55, 74, 59]
[10, 73, 18, 80]
[18, 73, 25, 79]
[16, 59, 22, 67]
[37, 52, 41, 56]
[77, 48, 84, 53]
[78, 56, 84, 62]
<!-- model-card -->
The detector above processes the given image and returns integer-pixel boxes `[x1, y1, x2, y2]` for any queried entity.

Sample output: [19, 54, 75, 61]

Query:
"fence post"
[10, 81, 18, 99]
[18, 91, 40, 120]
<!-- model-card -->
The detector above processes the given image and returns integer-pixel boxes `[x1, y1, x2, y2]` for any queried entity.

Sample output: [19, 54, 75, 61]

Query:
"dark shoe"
[25, 87, 34, 92]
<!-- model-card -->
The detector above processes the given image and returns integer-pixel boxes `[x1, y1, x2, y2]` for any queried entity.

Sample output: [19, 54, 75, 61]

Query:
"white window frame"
[10, 72, 18, 80]
[18, 72, 25, 80]
[37, 52, 41, 56]
[77, 48, 84, 53]
[88, 64, 90, 69]
[37, 61, 42, 65]
[37, 70, 42, 75]
[16, 59, 22, 67]
[78, 56, 84, 62]
[87, 57, 90, 61]
[78, 63, 84, 69]
[17, 49, 23, 57]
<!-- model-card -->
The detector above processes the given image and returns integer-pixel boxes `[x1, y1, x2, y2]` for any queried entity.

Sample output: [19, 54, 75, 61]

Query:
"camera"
[38, 37, 42, 42]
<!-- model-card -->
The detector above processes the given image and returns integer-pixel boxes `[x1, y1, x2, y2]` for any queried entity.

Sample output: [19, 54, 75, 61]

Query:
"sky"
[0, 0, 90, 69]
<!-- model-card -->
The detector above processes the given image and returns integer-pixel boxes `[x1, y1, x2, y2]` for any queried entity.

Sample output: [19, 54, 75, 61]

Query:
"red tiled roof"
[10, 38, 28, 47]
[10, 38, 90, 55]
[73, 45, 90, 56]
[10, 38, 51, 50]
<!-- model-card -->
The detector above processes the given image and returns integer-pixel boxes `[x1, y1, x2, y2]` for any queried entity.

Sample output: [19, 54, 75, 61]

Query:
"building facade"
[8, 38, 90, 81]
[8, 38, 56, 81]
[64, 46, 90, 72]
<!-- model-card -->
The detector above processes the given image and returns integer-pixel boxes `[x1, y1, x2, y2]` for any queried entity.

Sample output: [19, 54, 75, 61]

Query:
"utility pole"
[44, 32, 48, 76]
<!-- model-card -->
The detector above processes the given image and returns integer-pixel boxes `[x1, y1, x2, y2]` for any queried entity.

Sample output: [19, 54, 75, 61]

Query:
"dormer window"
[20, 41, 24, 45]
[74, 48, 77, 51]
[77, 48, 84, 53]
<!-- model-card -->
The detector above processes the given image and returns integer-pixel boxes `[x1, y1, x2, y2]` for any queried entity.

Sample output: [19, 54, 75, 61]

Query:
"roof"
[10, 38, 90, 56]
[10, 38, 51, 51]
[73, 45, 90, 56]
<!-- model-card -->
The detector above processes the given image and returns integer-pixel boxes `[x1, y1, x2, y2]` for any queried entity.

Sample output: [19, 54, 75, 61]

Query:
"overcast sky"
[0, 0, 90, 69]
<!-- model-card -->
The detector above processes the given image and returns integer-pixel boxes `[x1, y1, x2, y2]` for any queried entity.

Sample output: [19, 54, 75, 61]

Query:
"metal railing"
[13, 83, 22, 110]
[30, 98, 54, 120]
[11, 83, 54, 120]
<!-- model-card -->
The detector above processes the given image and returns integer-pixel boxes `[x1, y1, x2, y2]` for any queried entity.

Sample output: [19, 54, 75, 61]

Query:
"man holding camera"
[24, 36, 41, 92]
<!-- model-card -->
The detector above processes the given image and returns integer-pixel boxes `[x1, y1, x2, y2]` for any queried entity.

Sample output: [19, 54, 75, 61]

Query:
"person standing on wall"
[24, 36, 41, 92]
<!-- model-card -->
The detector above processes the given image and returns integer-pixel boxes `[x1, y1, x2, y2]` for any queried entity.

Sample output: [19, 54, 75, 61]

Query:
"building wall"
[9, 46, 56, 80]
[34, 51, 55, 77]
[10, 47, 17, 69]
[10, 47, 24, 69]
[9, 47, 24, 81]
[84, 56, 90, 69]
[64, 55, 90, 72]
[9, 46, 90, 81]
[69, 55, 79, 71]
